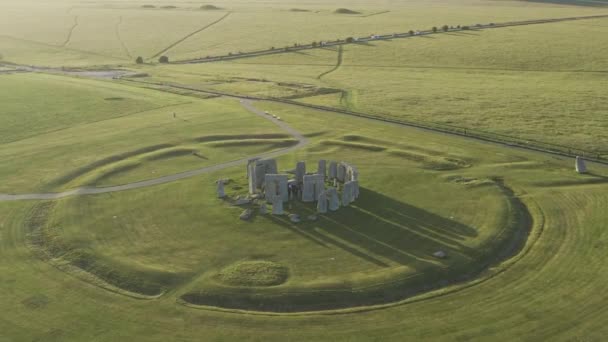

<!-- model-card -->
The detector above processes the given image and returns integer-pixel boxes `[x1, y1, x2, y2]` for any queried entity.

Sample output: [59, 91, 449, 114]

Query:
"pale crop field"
[0, 0, 606, 66]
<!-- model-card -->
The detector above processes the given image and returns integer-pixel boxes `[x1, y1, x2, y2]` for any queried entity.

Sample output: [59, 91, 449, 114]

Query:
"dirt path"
[0, 99, 308, 202]
[62, 15, 79, 47]
[115, 16, 133, 59]
[151, 11, 231, 59]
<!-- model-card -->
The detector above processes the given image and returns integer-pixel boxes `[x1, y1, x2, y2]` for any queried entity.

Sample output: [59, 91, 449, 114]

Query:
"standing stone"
[317, 191, 328, 214]
[347, 165, 359, 182]
[272, 197, 284, 215]
[337, 163, 347, 182]
[328, 161, 338, 180]
[248, 158, 278, 194]
[318, 160, 327, 178]
[265, 174, 289, 203]
[247, 159, 259, 194]
[302, 174, 325, 202]
[576, 156, 587, 174]
[352, 180, 360, 199]
[342, 181, 355, 207]
[216, 179, 225, 198]
[239, 209, 253, 221]
[327, 187, 340, 211]
[295, 161, 306, 184]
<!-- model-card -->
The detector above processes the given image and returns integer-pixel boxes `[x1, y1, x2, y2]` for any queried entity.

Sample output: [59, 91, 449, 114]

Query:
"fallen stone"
[307, 215, 318, 221]
[289, 214, 301, 223]
[433, 250, 447, 259]
[234, 196, 251, 205]
[259, 203, 268, 215]
[240, 209, 253, 221]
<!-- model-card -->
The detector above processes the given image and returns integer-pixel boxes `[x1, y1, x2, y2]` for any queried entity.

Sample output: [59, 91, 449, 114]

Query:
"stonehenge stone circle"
[221, 158, 361, 218]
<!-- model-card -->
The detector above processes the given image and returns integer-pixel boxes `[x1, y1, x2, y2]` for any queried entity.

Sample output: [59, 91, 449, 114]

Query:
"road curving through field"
[0, 99, 308, 201]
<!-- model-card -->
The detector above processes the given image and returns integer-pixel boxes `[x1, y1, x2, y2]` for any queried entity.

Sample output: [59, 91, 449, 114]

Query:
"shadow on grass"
[445, 31, 481, 37]
[269, 188, 478, 268]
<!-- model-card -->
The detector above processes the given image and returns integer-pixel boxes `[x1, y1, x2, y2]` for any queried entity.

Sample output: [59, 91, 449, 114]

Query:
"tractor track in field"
[360, 10, 390, 18]
[115, 16, 133, 59]
[317, 45, 343, 79]
[0, 99, 308, 201]
[150, 11, 231, 59]
[62, 15, 79, 47]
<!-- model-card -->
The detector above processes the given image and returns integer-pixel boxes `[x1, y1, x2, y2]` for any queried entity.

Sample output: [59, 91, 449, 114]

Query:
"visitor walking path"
[0, 100, 308, 202]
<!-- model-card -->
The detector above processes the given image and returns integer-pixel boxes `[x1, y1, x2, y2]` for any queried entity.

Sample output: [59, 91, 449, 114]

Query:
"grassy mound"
[200, 4, 223, 10]
[334, 8, 361, 14]
[217, 261, 289, 287]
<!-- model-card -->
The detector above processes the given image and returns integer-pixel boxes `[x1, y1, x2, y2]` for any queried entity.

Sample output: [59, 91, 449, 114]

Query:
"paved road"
[0, 100, 308, 202]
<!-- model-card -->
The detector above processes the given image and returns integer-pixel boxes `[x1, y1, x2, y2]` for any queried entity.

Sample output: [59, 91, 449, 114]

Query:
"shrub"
[312, 41, 318, 47]
[345, 37, 354, 43]
[158, 55, 169, 63]
[135, 56, 144, 64]
[442, 25, 449, 32]
[409, 30, 415, 36]
[200, 4, 222, 10]
[462, 26, 470, 30]
[432, 26, 438, 33]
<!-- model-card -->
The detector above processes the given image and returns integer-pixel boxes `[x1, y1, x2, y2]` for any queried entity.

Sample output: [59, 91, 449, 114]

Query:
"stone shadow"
[269, 188, 480, 269]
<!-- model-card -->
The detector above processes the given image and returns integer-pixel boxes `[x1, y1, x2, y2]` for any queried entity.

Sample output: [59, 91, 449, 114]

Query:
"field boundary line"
[150, 11, 232, 59]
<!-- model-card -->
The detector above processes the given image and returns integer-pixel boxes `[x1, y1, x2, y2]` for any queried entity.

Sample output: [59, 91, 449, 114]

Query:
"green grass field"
[143, 16, 608, 155]
[1, 0, 608, 340]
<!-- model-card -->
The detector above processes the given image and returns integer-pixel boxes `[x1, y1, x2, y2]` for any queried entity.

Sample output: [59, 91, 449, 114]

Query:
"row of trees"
[137, 24, 477, 64]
